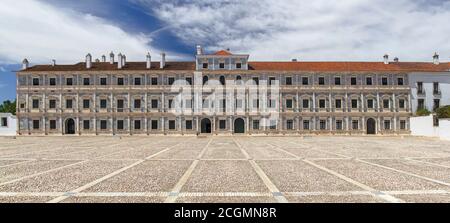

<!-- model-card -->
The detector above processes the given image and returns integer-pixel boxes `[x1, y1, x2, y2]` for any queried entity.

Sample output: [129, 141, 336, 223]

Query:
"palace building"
[15, 46, 450, 136]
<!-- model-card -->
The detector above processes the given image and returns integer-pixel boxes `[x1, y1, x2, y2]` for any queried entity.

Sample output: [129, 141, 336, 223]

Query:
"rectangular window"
[269, 77, 276, 85]
[418, 99, 425, 110]
[49, 100, 56, 109]
[186, 120, 193, 130]
[303, 120, 310, 130]
[83, 120, 90, 130]
[33, 78, 39, 86]
[285, 77, 292, 85]
[100, 120, 108, 130]
[220, 120, 226, 130]
[100, 78, 107, 85]
[397, 78, 404, 86]
[434, 99, 440, 111]
[383, 99, 389, 109]
[185, 99, 193, 109]
[384, 120, 391, 130]
[399, 99, 405, 109]
[117, 100, 124, 109]
[186, 77, 192, 85]
[235, 99, 243, 109]
[253, 99, 259, 109]
[352, 120, 359, 130]
[169, 120, 176, 130]
[382, 77, 388, 85]
[252, 120, 259, 130]
[134, 120, 141, 130]
[168, 77, 175, 85]
[252, 77, 259, 85]
[151, 77, 158, 85]
[236, 63, 242, 69]
[336, 120, 343, 130]
[433, 82, 440, 94]
[83, 99, 90, 109]
[366, 77, 372, 85]
[351, 99, 358, 109]
[417, 82, 423, 93]
[219, 63, 225, 69]
[134, 99, 141, 109]
[286, 120, 294, 130]
[66, 99, 73, 109]
[302, 77, 309, 85]
[83, 78, 90, 86]
[286, 99, 293, 109]
[20, 103, 25, 109]
[33, 120, 40, 130]
[400, 120, 406, 130]
[168, 99, 173, 109]
[303, 99, 309, 108]
[50, 120, 56, 130]
[117, 120, 124, 130]
[202, 63, 208, 69]
[319, 99, 326, 108]
[335, 99, 342, 109]
[100, 99, 107, 109]
[318, 77, 325, 85]
[335, 77, 341, 85]
[49, 78, 56, 86]
[367, 99, 374, 109]
[151, 100, 158, 109]
[270, 120, 277, 130]
[319, 120, 326, 130]
[134, 78, 141, 85]
[32, 99, 39, 109]
[151, 120, 158, 130]
[66, 78, 73, 86]
[117, 77, 124, 85]
[1, 117, 7, 127]
[351, 77, 357, 85]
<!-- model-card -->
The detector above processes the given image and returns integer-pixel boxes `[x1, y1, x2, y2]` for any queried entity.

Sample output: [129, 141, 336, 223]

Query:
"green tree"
[436, 106, 450, 119]
[0, 100, 16, 115]
[415, 108, 431, 117]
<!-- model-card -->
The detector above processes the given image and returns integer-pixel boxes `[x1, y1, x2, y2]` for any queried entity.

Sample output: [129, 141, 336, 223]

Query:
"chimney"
[393, 57, 399, 63]
[196, 45, 203, 55]
[101, 55, 106, 62]
[86, 53, 92, 69]
[146, 52, 152, 69]
[51, 59, 56, 66]
[122, 54, 126, 66]
[117, 53, 123, 69]
[160, 52, 166, 69]
[22, 59, 29, 70]
[383, 54, 389, 65]
[110, 51, 115, 64]
[433, 52, 439, 65]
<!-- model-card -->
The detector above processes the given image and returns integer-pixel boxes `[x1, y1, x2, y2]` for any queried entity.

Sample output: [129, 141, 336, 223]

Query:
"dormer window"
[219, 63, 225, 69]
[202, 63, 208, 69]
[236, 63, 242, 69]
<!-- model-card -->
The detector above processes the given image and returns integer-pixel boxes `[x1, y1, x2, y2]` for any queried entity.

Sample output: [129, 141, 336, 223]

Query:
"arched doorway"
[366, 118, 376, 135]
[234, 118, 245, 134]
[65, 118, 76, 134]
[201, 118, 212, 134]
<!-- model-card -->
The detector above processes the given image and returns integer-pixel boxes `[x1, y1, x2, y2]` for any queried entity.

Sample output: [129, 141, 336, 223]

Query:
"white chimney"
[160, 52, 166, 69]
[196, 45, 203, 55]
[110, 51, 115, 64]
[86, 53, 92, 69]
[433, 52, 439, 65]
[122, 54, 126, 66]
[101, 55, 106, 62]
[117, 53, 123, 69]
[383, 54, 389, 65]
[393, 57, 399, 63]
[22, 59, 29, 70]
[51, 59, 56, 66]
[146, 52, 151, 69]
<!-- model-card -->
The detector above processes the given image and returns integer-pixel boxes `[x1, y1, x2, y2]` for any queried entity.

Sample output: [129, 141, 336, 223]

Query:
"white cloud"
[135, 0, 450, 61]
[0, 0, 174, 65]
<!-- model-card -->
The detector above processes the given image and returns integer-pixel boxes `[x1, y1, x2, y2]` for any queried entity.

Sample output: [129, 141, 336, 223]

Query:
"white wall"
[410, 115, 450, 141]
[409, 72, 450, 114]
[0, 113, 17, 136]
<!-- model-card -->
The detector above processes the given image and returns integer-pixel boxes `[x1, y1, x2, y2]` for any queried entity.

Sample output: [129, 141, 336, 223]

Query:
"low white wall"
[410, 115, 450, 141]
[0, 114, 17, 136]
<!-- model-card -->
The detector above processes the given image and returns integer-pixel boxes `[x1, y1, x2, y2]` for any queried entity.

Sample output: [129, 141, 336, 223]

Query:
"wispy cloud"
[0, 66, 6, 72]
[135, 0, 450, 61]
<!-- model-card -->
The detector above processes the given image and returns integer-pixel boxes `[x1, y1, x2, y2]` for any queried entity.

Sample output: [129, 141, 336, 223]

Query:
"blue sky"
[1, 0, 450, 102]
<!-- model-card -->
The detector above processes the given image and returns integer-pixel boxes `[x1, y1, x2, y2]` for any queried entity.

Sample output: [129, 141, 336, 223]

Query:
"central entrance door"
[65, 118, 76, 135]
[366, 118, 376, 135]
[201, 118, 212, 134]
[234, 118, 245, 134]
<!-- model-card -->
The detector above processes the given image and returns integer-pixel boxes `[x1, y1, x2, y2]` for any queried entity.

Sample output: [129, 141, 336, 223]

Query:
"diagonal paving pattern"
[0, 136, 449, 203]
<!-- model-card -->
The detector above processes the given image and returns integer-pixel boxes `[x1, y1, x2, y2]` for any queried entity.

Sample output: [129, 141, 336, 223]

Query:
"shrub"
[415, 108, 431, 116]
[436, 105, 450, 119]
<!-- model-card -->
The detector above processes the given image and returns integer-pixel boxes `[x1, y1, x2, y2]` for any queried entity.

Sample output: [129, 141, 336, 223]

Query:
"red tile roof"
[213, 50, 233, 56]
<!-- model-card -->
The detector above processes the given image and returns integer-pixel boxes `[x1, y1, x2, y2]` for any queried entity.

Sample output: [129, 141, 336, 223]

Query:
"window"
[32, 99, 39, 109]
[351, 77, 357, 85]
[397, 78, 404, 86]
[220, 120, 226, 130]
[236, 63, 242, 69]
[236, 75, 242, 81]
[335, 99, 342, 109]
[83, 99, 90, 109]
[400, 120, 406, 130]
[318, 77, 325, 85]
[202, 63, 208, 69]
[202, 76, 208, 85]
[219, 63, 225, 69]
[253, 99, 259, 109]
[186, 77, 192, 85]
[32, 78, 39, 86]
[303, 120, 310, 130]
[1, 117, 7, 127]
[168, 77, 175, 85]
[49, 100, 56, 109]
[352, 120, 359, 130]
[252, 120, 259, 130]
[433, 116, 439, 127]
[319, 99, 326, 108]
[366, 77, 372, 85]
[134, 99, 141, 109]
[100, 120, 108, 130]
[269, 77, 276, 85]
[235, 99, 243, 109]
[151, 77, 158, 85]
[382, 77, 388, 85]
[169, 120, 176, 130]
[186, 99, 193, 109]
[117, 100, 124, 110]
[384, 120, 391, 130]
[50, 120, 56, 130]
[434, 99, 440, 111]
[383, 99, 390, 109]
[285, 77, 292, 85]
[286, 120, 294, 130]
[66, 78, 73, 86]
[351, 99, 358, 109]
[33, 120, 40, 130]
[151, 120, 158, 130]
[319, 120, 326, 130]
[367, 99, 374, 109]
[117, 77, 124, 85]
[270, 120, 277, 130]
[20, 103, 25, 109]
[418, 99, 425, 110]
[286, 99, 293, 109]
[252, 77, 259, 85]
[83, 78, 90, 86]
[168, 99, 173, 109]
[399, 99, 405, 109]
[303, 99, 309, 108]
[134, 78, 141, 85]
[335, 77, 341, 85]
[186, 120, 193, 130]
[100, 99, 107, 109]
[117, 120, 124, 130]
[417, 82, 423, 93]
[220, 76, 226, 85]
[336, 120, 343, 130]
[100, 78, 107, 85]
[66, 99, 73, 109]
[433, 82, 440, 94]
[302, 77, 309, 85]
[268, 99, 276, 108]
[151, 100, 158, 109]
[83, 120, 90, 130]
[134, 120, 141, 130]
[49, 78, 56, 86]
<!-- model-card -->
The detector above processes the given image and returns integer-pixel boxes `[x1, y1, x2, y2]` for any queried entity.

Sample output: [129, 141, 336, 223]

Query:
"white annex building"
[0, 113, 17, 136]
